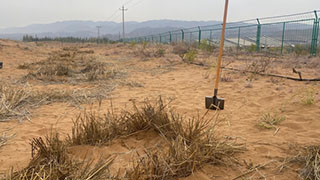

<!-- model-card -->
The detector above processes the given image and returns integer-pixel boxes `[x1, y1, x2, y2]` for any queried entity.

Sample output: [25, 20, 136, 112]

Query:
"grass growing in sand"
[257, 112, 286, 130]
[0, 82, 111, 121]
[2, 98, 245, 180]
[69, 98, 245, 179]
[19, 48, 124, 83]
[300, 87, 317, 105]
[4, 133, 115, 180]
[281, 145, 320, 180]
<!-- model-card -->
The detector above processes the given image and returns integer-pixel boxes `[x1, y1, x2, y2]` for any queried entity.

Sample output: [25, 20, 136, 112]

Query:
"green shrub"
[293, 44, 309, 56]
[130, 41, 137, 48]
[248, 44, 256, 53]
[155, 48, 165, 57]
[183, 50, 197, 64]
[199, 39, 216, 52]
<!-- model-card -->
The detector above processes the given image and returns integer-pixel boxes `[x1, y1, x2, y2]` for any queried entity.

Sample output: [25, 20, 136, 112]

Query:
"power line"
[128, 0, 146, 8]
[124, 0, 135, 6]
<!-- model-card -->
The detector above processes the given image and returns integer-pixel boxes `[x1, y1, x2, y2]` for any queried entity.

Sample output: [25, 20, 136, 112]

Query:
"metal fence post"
[310, 10, 319, 56]
[169, 32, 172, 43]
[198, 26, 202, 47]
[256, 18, 261, 52]
[159, 35, 162, 43]
[181, 30, 184, 42]
[237, 27, 241, 51]
[280, 22, 286, 54]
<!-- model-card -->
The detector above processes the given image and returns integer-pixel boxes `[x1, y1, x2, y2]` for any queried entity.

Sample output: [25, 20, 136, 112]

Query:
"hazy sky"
[0, 0, 319, 28]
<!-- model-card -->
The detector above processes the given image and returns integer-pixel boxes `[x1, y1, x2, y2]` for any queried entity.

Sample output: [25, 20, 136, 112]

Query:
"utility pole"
[119, 5, 128, 41]
[96, 26, 102, 43]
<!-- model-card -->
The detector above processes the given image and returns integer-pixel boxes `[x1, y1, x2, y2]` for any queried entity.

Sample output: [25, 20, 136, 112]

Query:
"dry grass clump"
[0, 131, 14, 149]
[299, 146, 320, 180]
[132, 43, 166, 59]
[246, 58, 272, 74]
[20, 49, 124, 83]
[0, 82, 111, 121]
[69, 98, 245, 179]
[300, 87, 317, 105]
[282, 145, 320, 180]
[5, 133, 114, 180]
[0, 83, 31, 120]
[172, 43, 189, 58]
[69, 111, 124, 146]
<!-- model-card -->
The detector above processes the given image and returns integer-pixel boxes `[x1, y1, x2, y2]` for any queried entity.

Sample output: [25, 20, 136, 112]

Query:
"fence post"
[169, 32, 172, 43]
[159, 35, 162, 43]
[198, 26, 201, 47]
[281, 22, 286, 54]
[237, 27, 241, 51]
[256, 18, 261, 52]
[181, 30, 184, 42]
[310, 10, 319, 56]
[210, 30, 212, 41]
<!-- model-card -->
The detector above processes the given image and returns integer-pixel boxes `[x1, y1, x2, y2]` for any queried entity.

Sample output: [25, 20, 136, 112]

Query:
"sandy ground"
[0, 39, 319, 179]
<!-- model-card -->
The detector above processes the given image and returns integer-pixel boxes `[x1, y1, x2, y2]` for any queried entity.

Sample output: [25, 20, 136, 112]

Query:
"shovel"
[205, 0, 229, 110]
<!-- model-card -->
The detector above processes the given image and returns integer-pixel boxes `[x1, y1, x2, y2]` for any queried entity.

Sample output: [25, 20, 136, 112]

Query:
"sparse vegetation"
[20, 49, 124, 83]
[69, 97, 245, 179]
[257, 112, 286, 130]
[300, 87, 317, 105]
[199, 39, 216, 52]
[183, 49, 197, 64]
[0, 82, 110, 121]
[5, 133, 115, 180]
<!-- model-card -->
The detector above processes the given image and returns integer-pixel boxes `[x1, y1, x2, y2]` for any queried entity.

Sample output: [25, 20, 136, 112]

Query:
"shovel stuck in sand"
[205, 0, 229, 110]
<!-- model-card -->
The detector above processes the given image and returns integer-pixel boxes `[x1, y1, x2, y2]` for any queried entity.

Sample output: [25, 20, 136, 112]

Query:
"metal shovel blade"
[205, 96, 225, 110]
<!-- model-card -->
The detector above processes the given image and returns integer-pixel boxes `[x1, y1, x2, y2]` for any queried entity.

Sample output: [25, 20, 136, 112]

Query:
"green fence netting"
[125, 10, 320, 56]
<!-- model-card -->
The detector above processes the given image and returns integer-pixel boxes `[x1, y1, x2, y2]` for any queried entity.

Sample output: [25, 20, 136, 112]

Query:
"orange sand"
[0, 40, 319, 179]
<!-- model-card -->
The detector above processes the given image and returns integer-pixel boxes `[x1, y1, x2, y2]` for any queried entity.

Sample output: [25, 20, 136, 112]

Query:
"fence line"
[125, 10, 320, 56]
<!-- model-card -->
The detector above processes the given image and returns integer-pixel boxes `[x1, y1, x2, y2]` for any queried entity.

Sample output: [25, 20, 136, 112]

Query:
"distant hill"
[0, 20, 220, 40]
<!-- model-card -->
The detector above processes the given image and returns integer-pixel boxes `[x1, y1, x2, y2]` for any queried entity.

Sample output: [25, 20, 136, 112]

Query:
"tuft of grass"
[5, 132, 115, 180]
[257, 112, 286, 129]
[0, 83, 31, 120]
[299, 146, 320, 180]
[69, 97, 245, 179]
[300, 87, 316, 105]
[0, 131, 14, 149]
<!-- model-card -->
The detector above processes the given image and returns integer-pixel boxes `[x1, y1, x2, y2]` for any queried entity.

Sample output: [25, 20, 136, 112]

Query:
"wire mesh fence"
[125, 10, 320, 56]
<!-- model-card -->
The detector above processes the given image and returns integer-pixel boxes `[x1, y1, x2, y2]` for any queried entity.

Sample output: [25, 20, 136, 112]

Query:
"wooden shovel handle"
[214, 0, 229, 94]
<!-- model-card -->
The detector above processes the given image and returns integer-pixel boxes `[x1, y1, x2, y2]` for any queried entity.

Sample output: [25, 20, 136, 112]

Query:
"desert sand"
[0, 39, 319, 179]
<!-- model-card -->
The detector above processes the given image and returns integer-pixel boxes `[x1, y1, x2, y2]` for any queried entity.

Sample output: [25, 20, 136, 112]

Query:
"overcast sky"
[0, 0, 319, 28]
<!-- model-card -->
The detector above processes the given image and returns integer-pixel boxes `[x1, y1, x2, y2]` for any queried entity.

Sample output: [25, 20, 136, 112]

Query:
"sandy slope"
[0, 40, 319, 179]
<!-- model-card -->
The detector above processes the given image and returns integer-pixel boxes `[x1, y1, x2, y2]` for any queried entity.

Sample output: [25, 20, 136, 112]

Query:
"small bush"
[172, 43, 189, 57]
[248, 44, 257, 53]
[199, 39, 216, 52]
[130, 41, 137, 48]
[155, 48, 165, 57]
[293, 44, 309, 56]
[183, 50, 197, 64]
